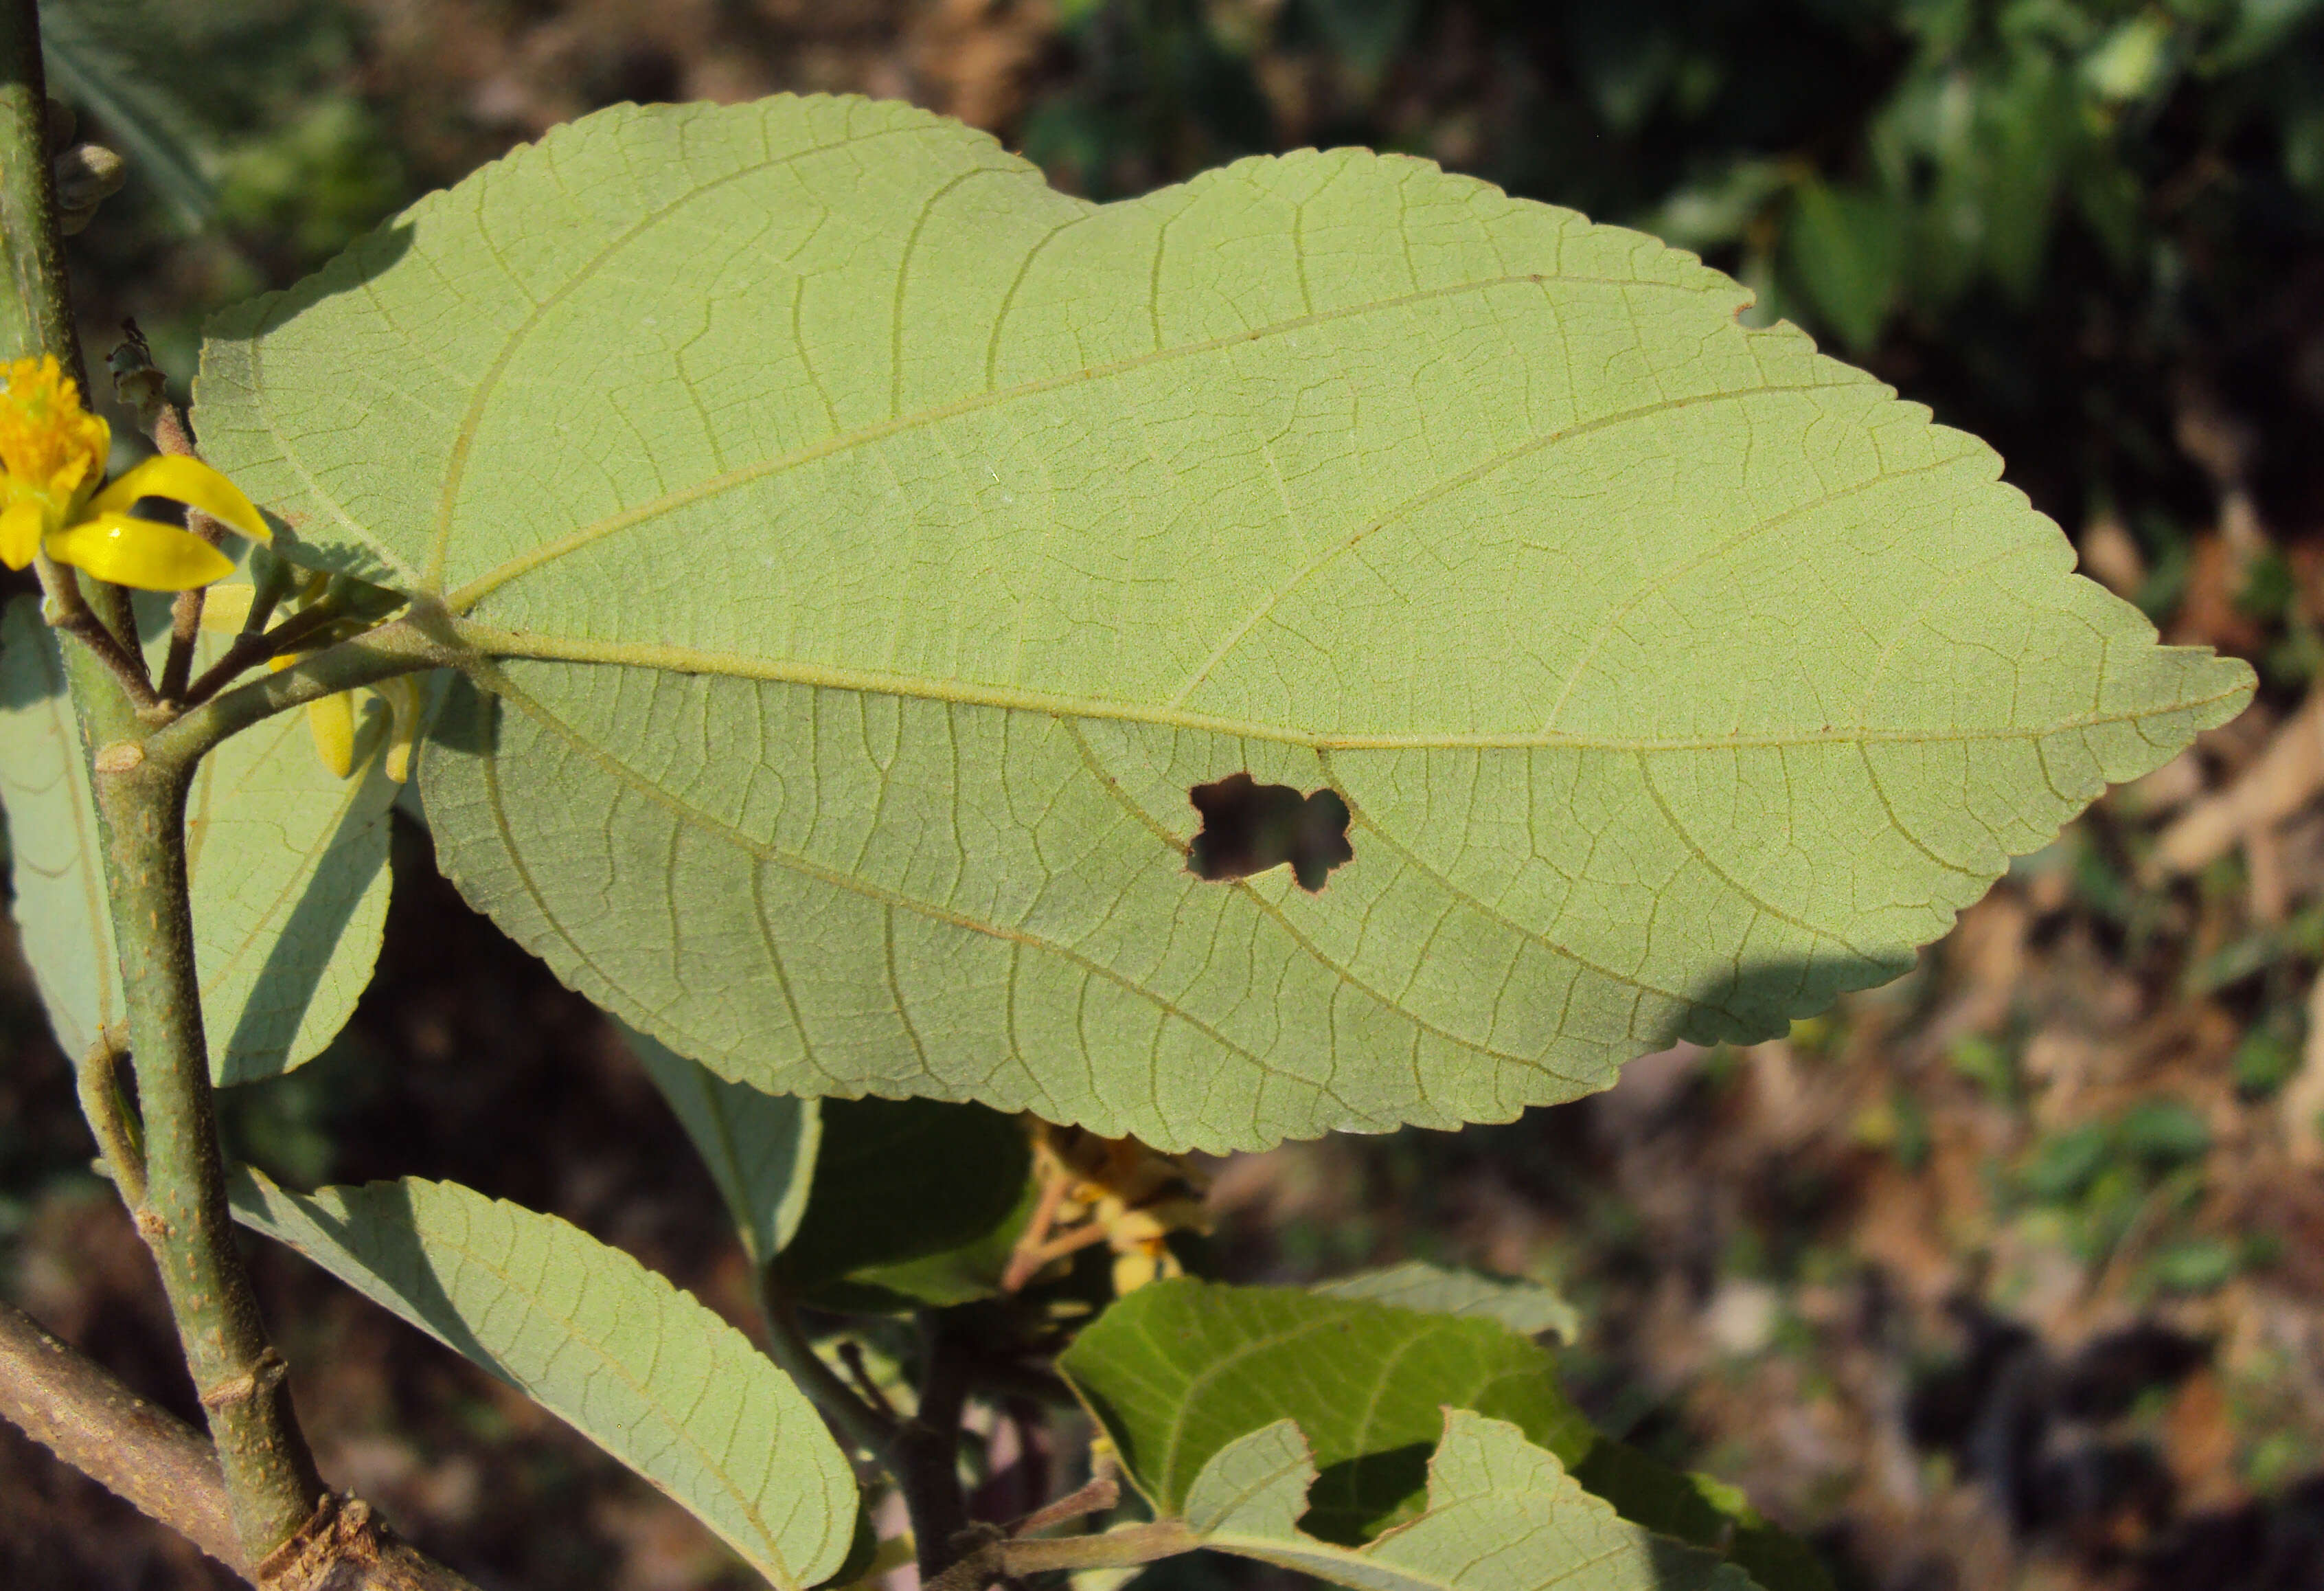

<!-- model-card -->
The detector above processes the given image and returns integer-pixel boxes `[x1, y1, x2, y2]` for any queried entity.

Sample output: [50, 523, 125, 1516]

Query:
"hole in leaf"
[1186, 773, 1352, 892]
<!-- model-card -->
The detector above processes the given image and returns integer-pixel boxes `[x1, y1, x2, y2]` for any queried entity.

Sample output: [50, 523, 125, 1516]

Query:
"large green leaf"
[624, 1021, 821, 1265]
[196, 95, 2250, 1151]
[1177, 1412, 1749, 1591]
[231, 1170, 858, 1588]
[1057, 1278, 1593, 1543]
[0, 597, 391, 1082]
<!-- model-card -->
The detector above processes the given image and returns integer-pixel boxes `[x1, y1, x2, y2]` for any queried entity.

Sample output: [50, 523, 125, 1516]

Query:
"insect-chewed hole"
[1185, 772, 1354, 893]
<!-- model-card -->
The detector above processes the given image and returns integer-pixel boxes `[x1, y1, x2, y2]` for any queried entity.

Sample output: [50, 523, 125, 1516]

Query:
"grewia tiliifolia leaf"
[229, 1171, 859, 1589]
[199, 95, 2253, 1152]
[1186, 773, 1353, 892]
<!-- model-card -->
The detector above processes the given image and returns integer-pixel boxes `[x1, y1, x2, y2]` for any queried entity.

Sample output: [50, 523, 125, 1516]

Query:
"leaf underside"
[0, 597, 391, 1083]
[230, 1171, 858, 1588]
[196, 94, 2252, 1150]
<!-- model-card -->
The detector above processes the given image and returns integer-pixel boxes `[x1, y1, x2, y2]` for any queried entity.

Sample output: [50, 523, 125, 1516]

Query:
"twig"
[919, 1522, 1196, 1591]
[1010, 1474, 1119, 1538]
[0, 1293, 243, 1570]
[3, 21, 483, 1583]
[896, 1311, 978, 1581]
[1000, 1158, 1075, 1291]
[34, 552, 159, 708]
[179, 598, 361, 709]
[107, 324, 225, 704]
[836, 1339, 900, 1423]
[0, 73, 293, 1555]
[0, 0, 82, 387]
[161, 580, 212, 703]
[75, 1024, 146, 1206]
[152, 613, 461, 769]
[64, 623, 328, 1559]
[0, 1304, 495, 1591]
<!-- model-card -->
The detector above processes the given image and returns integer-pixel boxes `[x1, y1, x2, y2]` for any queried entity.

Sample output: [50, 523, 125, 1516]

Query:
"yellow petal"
[0, 499, 43, 569]
[375, 674, 421, 784]
[45, 512, 233, 591]
[304, 690, 356, 780]
[87, 455, 271, 545]
[1111, 1248, 1162, 1295]
[200, 583, 255, 633]
[267, 652, 358, 780]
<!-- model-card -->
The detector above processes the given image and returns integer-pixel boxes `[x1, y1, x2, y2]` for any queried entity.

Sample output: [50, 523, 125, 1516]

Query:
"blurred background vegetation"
[12, 2, 2324, 1589]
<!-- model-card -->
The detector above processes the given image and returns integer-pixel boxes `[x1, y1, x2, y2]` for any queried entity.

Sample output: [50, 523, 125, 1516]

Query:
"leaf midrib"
[451, 618, 2247, 752]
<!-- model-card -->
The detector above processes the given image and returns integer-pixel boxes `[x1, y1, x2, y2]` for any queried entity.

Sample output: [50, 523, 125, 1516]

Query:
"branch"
[155, 610, 464, 765]
[896, 1311, 977, 1581]
[0, 1297, 492, 1591]
[178, 597, 369, 710]
[64, 628, 329, 1559]
[920, 1522, 1198, 1591]
[0, 0, 81, 384]
[836, 1339, 900, 1423]
[0, 1293, 243, 1570]
[0, 0, 334, 1564]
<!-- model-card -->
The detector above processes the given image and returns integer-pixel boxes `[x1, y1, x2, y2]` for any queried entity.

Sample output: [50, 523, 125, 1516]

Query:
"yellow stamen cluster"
[0, 354, 108, 506]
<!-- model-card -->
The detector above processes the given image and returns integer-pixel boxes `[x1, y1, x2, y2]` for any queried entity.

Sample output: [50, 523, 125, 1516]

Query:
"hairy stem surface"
[67, 634, 328, 1557]
[0, 0, 78, 381]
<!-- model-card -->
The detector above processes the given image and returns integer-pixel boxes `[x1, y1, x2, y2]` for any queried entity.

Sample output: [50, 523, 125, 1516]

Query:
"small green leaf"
[0, 597, 391, 1082]
[2116, 1098, 2209, 1166]
[623, 1022, 821, 1265]
[0, 599, 117, 1067]
[230, 1170, 858, 1588]
[776, 1095, 1031, 1309]
[1180, 1412, 1750, 1591]
[1058, 1278, 1592, 1543]
[1064, 1278, 1828, 1584]
[1314, 1260, 1579, 1344]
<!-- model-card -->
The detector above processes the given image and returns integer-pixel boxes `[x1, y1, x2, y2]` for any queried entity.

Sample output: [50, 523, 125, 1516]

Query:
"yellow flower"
[1005, 1122, 1213, 1296]
[0, 355, 269, 591]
